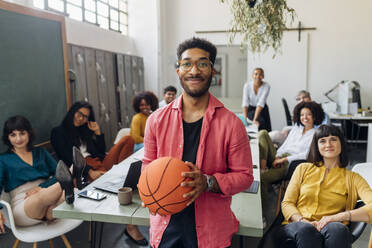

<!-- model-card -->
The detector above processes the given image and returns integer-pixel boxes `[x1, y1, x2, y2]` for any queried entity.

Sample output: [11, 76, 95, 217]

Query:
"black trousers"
[158, 204, 198, 248]
[275, 221, 352, 248]
[248, 104, 272, 132]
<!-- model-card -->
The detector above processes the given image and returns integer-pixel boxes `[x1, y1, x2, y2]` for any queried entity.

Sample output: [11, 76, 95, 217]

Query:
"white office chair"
[114, 128, 131, 144]
[352, 162, 372, 248]
[0, 191, 83, 248]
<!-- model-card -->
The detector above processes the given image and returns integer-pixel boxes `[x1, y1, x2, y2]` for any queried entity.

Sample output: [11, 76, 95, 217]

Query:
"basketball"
[137, 157, 192, 215]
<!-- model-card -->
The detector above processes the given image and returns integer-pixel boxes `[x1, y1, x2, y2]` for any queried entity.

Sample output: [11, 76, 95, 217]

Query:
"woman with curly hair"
[259, 101, 324, 208]
[130, 91, 158, 152]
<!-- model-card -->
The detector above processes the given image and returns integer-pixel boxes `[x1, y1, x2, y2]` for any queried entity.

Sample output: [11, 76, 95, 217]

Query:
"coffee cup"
[118, 187, 133, 205]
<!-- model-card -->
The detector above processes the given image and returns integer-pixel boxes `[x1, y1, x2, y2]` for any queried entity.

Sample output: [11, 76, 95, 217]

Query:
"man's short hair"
[164, 86, 177, 94]
[177, 37, 217, 65]
[253, 67, 264, 75]
[297, 90, 311, 99]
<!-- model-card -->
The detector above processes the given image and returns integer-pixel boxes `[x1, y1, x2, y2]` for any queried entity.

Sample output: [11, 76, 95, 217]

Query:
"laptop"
[94, 160, 142, 194]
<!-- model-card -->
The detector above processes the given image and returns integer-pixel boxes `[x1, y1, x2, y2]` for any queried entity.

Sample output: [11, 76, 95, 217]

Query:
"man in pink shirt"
[143, 37, 254, 248]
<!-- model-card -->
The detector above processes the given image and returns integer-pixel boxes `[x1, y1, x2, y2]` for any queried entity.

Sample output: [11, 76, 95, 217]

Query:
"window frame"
[38, 0, 128, 35]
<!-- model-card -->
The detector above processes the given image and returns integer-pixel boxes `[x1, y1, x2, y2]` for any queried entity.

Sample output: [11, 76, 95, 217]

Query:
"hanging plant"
[220, 0, 295, 55]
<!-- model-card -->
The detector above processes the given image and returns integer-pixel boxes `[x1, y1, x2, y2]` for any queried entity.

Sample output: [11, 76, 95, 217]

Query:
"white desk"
[327, 112, 372, 121]
[327, 112, 372, 144]
[53, 126, 263, 244]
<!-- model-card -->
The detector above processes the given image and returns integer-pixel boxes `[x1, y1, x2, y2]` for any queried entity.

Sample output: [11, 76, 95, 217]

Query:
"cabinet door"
[124, 55, 135, 121]
[131, 56, 140, 95]
[137, 57, 145, 92]
[95, 50, 113, 148]
[104, 52, 120, 142]
[116, 54, 131, 128]
[84, 48, 100, 126]
[70, 45, 89, 103]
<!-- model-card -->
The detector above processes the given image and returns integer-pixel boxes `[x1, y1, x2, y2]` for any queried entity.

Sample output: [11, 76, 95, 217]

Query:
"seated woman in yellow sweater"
[130, 91, 158, 152]
[276, 124, 372, 248]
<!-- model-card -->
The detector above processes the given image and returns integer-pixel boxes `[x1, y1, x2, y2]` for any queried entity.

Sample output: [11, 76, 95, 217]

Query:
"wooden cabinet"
[68, 44, 144, 149]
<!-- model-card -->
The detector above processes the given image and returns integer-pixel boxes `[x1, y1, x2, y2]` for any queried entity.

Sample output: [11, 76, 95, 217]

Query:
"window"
[33, 0, 128, 35]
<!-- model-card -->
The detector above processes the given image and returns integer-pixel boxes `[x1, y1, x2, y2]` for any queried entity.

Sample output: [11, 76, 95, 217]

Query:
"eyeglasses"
[77, 111, 89, 120]
[177, 59, 213, 71]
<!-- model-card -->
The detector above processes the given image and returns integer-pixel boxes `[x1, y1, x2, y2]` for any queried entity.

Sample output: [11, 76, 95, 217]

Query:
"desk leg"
[98, 222, 104, 248]
[91, 221, 96, 248]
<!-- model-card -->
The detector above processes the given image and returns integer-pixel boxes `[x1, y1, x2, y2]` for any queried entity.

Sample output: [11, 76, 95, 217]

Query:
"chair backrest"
[114, 128, 131, 144]
[282, 98, 292, 126]
[0, 191, 17, 230]
[367, 124, 372, 162]
[352, 162, 372, 188]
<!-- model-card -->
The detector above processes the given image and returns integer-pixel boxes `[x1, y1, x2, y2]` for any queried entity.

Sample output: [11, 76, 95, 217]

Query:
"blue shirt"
[0, 147, 57, 194]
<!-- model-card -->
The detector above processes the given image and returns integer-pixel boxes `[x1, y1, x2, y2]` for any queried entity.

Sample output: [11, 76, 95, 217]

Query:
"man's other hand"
[180, 162, 207, 206]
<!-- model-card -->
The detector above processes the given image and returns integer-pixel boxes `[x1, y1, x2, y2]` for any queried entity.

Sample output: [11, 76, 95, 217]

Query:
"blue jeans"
[275, 221, 352, 248]
[134, 143, 144, 152]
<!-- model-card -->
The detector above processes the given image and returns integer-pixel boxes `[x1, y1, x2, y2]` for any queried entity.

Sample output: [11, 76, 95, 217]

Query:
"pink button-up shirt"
[143, 93, 253, 248]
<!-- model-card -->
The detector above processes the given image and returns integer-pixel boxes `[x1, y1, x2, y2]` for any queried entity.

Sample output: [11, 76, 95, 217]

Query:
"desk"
[53, 126, 262, 246]
[327, 112, 372, 144]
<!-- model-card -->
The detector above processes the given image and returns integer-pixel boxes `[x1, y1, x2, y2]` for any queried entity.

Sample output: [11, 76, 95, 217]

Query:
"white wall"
[159, 0, 235, 95]
[160, 0, 372, 130]
[65, 18, 136, 55]
[7, 0, 372, 129]
[128, 0, 160, 94]
[248, 0, 372, 129]
[6, 0, 138, 54]
[217, 46, 247, 97]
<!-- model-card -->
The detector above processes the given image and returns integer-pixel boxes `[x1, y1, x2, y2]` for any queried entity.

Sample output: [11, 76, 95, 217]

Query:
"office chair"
[282, 98, 292, 126]
[258, 201, 367, 248]
[0, 191, 82, 248]
[274, 160, 307, 216]
[352, 162, 372, 248]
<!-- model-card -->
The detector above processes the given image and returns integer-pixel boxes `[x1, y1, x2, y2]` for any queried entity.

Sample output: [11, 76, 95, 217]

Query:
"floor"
[0, 144, 370, 248]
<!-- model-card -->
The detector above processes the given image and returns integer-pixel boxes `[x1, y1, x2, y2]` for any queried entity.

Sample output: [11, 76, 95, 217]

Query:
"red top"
[143, 93, 254, 248]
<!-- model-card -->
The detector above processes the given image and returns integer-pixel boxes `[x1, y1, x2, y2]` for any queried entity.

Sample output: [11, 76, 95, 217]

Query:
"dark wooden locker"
[104, 52, 120, 143]
[124, 55, 135, 122]
[131, 56, 140, 95]
[116, 54, 131, 128]
[71, 46, 89, 103]
[95, 50, 112, 148]
[84, 48, 100, 126]
[137, 57, 145, 92]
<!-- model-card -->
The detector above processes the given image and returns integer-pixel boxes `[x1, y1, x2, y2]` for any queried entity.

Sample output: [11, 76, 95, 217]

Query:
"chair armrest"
[349, 200, 367, 242]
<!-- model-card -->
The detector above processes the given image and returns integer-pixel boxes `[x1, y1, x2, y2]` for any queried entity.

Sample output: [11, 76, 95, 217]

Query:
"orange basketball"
[137, 157, 192, 215]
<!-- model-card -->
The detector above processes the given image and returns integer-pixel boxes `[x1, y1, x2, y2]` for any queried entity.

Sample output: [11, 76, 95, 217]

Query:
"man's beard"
[180, 74, 212, 98]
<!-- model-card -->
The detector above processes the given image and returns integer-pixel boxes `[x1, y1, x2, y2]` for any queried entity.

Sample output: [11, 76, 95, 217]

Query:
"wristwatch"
[204, 174, 214, 192]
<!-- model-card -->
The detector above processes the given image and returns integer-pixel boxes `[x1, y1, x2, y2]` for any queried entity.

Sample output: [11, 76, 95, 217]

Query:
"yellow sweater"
[130, 113, 148, 144]
[282, 163, 372, 224]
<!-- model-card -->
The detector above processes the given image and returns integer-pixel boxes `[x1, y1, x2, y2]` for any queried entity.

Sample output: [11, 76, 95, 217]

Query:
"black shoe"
[72, 146, 86, 190]
[56, 160, 74, 204]
[124, 228, 148, 246]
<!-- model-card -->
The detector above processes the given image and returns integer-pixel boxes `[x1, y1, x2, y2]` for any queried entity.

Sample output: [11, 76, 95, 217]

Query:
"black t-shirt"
[159, 117, 203, 248]
[182, 117, 203, 163]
